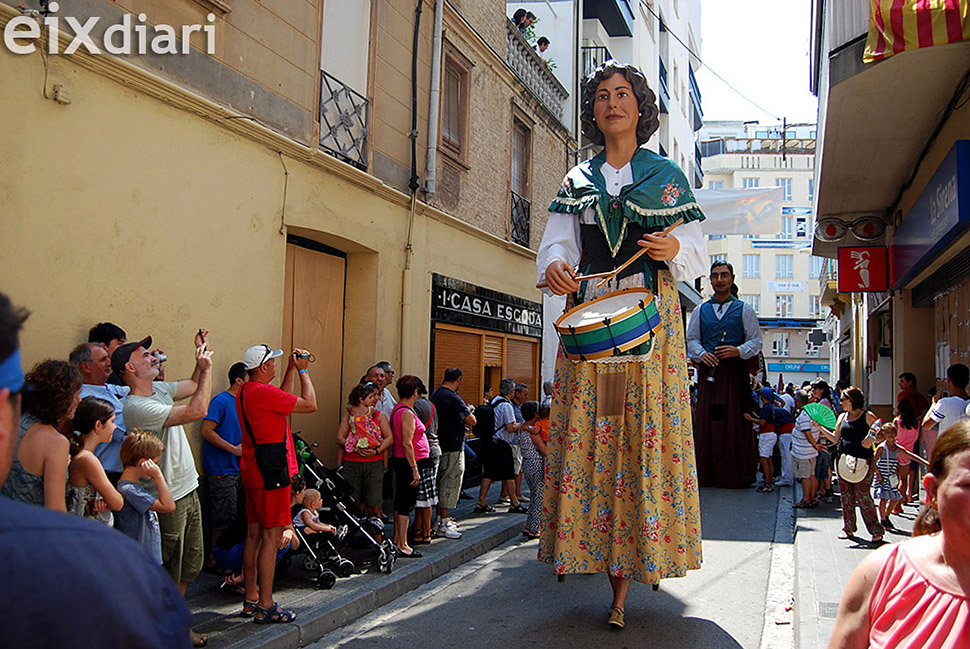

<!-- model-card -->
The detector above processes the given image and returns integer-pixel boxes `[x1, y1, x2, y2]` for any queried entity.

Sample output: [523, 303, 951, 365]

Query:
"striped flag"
[864, 0, 970, 63]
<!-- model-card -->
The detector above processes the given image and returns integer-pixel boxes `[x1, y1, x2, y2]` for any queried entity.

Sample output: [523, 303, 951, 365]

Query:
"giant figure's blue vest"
[699, 299, 746, 352]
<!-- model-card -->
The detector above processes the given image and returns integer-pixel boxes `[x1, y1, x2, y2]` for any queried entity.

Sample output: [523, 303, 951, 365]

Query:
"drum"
[555, 288, 661, 361]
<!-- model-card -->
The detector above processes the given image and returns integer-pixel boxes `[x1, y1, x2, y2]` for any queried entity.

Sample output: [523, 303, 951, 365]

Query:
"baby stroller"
[293, 432, 396, 576]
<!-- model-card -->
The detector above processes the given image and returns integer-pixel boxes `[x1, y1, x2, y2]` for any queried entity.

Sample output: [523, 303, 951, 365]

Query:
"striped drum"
[555, 288, 661, 361]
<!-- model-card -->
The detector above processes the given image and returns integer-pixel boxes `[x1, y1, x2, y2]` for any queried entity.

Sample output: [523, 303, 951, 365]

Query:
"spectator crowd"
[0, 300, 548, 645]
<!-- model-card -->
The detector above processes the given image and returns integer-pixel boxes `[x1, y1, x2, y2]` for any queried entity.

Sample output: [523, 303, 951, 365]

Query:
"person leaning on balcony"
[536, 60, 707, 629]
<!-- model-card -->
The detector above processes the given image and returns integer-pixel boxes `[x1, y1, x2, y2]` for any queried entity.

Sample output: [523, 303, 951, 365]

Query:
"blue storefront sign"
[891, 140, 970, 288]
[767, 363, 830, 373]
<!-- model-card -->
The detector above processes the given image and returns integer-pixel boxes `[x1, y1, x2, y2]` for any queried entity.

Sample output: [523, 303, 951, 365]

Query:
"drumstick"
[594, 218, 684, 288]
[536, 270, 614, 290]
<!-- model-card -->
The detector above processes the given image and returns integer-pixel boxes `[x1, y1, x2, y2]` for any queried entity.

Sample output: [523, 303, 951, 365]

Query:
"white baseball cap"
[242, 344, 283, 370]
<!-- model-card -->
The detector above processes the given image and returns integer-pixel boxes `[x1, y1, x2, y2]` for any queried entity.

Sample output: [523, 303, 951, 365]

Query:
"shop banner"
[838, 246, 888, 292]
[891, 140, 970, 288]
[432, 274, 542, 338]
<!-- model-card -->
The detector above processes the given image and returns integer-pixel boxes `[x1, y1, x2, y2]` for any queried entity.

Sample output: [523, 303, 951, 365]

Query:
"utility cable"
[636, 0, 783, 121]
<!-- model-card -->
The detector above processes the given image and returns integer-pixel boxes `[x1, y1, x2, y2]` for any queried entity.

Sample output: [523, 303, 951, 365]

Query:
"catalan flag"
[864, 0, 970, 63]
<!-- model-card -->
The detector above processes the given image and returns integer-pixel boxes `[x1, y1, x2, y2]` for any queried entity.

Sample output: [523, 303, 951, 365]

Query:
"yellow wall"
[0, 29, 539, 467]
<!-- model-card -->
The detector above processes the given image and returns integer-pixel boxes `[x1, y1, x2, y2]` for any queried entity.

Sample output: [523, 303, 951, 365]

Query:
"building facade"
[0, 0, 574, 464]
[811, 0, 970, 415]
[700, 121, 831, 388]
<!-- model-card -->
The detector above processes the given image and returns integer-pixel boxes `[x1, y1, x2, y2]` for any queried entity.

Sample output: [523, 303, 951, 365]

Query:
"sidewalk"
[793, 485, 919, 649]
[186, 485, 528, 649]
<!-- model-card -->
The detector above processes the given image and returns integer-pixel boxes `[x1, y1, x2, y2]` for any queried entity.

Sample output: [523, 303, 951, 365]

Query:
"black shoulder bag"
[238, 383, 291, 490]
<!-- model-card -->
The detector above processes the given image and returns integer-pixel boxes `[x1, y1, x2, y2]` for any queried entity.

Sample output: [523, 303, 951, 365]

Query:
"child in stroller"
[293, 489, 348, 542]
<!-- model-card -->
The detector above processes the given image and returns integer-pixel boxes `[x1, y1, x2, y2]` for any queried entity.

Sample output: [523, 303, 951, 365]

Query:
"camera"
[296, 352, 312, 359]
[151, 350, 167, 363]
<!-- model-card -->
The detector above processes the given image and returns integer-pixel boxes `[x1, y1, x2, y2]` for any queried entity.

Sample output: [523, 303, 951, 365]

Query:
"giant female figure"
[537, 62, 705, 628]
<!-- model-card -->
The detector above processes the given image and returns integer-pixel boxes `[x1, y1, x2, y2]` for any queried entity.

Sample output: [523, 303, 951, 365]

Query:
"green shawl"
[549, 147, 706, 258]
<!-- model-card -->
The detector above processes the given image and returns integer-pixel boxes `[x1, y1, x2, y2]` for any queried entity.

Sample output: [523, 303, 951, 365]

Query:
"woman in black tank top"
[817, 386, 884, 543]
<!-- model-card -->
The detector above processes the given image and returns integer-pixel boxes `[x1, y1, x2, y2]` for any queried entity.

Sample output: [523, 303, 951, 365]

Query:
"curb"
[759, 482, 796, 649]
[221, 513, 525, 649]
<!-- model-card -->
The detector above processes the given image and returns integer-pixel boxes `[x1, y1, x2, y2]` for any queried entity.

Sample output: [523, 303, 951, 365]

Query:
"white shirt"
[928, 396, 969, 435]
[780, 393, 795, 414]
[684, 298, 763, 361]
[535, 161, 707, 294]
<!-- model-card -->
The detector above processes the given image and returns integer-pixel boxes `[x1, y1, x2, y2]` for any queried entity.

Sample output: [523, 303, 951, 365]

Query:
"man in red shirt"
[236, 344, 316, 624]
[897, 372, 929, 420]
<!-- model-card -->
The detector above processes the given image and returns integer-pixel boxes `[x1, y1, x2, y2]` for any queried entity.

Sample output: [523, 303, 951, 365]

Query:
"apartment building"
[700, 121, 831, 388]
[0, 0, 574, 463]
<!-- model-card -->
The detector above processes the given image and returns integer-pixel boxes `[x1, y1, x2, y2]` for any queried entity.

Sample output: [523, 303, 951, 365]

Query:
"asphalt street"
[309, 487, 782, 649]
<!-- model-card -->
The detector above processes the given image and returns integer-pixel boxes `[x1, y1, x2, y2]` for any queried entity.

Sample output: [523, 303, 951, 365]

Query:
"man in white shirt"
[922, 363, 969, 458]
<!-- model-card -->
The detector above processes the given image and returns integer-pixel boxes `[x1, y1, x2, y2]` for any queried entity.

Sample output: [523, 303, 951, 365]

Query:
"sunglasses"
[258, 344, 272, 367]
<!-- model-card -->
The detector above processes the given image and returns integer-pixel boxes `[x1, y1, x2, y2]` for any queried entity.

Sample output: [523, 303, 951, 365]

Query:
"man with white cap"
[236, 344, 316, 624]
[117, 330, 213, 647]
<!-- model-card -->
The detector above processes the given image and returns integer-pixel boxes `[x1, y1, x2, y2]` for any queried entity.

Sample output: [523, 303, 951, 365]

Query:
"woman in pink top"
[828, 420, 970, 649]
[893, 399, 921, 506]
[389, 375, 430, 558]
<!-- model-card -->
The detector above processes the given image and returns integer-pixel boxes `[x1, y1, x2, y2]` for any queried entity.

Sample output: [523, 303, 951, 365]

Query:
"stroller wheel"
[303, 556, 319, 572]
[378, 548, 395, 574]
[317, 570, 337, 589]
[336, 559, 355, 578]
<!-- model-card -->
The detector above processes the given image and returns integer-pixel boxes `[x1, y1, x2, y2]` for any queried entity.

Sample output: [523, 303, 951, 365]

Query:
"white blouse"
[535, 161, 707, 295]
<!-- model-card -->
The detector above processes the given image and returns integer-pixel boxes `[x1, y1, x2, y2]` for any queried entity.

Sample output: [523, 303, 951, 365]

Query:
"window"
[775, 294, 794, 317]
[796, 217, 808, 238]
[772, 332, 790, 357]
[808, 178, 815, 202]
[776, 254, 793, 278]
[810, 256, 825, 278]
[708, 180, 724, 189]
[511, 118, 531, 198]
[775, 177, 792, 202]
[742, 254, 760, 278]
[710, 253, 727, 266]
[742, 294, 760, 316]
[441, 57, 469, 160]
[806, 337, 821, 357]
[778, 216, 793, 239]
[743, 177, 759, 188]
[809, 295, 822, 319]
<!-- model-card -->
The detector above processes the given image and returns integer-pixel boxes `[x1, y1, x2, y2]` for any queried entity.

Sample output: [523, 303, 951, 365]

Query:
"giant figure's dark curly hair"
[580, 61, 660, 147]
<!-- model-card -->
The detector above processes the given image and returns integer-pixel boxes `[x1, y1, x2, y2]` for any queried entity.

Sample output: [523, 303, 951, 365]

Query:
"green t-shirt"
[123, 382, 199, 501]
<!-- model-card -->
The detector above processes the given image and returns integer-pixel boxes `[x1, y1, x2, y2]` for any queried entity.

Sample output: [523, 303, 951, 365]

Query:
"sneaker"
[438, 520, 461, 539]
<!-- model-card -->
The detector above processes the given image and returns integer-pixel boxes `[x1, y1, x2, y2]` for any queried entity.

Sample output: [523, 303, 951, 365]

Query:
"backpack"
[473, 397, 510, 441]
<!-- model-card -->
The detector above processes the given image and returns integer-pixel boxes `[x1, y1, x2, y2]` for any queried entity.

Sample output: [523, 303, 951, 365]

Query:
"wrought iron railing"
[581, 45, 612, 80]
[693, 143, 703, 188]
[511, 191, 531, 248]
[319, 70, 369, 171]
[505, 20, 569, 124]
[658, 57, 669, 114]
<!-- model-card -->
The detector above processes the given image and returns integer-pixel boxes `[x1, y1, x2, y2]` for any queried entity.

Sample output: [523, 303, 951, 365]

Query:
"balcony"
[688, 65, 703, 131]
[700, 138, 816, 155]
[658, 57, 669, 114]
[693, 144, 703, 189]
[505, 21, 569, 124]
[819, 258, 838, 306]
[583, 0, 634, 38]
[319, 70, 369, 171]
[510, 191, 531, 248]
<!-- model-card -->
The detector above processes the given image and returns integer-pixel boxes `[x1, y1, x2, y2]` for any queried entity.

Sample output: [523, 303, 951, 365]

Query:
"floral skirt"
[538, 270, 702, 584]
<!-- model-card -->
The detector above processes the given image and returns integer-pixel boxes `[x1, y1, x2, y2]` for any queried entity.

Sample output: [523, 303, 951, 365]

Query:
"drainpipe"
[425, 0, 444, 200]
[401, 0, 424, 371]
